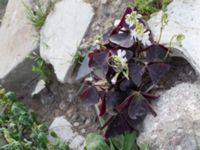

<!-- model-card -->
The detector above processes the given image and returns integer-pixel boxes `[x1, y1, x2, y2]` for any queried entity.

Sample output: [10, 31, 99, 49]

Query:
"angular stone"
[0, 0, 38, 92]
[31, 80, 46, 97]
[49, 116, 85, 150]
[49, 116, 75, 143]
[69, 135, 85, 150]
[40, 0, 94, 83]
[138, 82, 200, 150]
[148, 0, 200, 75]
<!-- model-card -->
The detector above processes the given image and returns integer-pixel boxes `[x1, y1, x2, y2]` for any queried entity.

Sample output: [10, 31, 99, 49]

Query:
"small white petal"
[117, 49, 122, 57]
[122, 58, 127, 63]
[111, 78, 117, 84]
[121, 50, 126, 57]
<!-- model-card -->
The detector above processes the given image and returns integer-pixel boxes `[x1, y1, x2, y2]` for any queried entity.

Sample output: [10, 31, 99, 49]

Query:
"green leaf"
[37, 132, 48, 148]
[140, 144, 148, 150]
[18, 114, 33, 126]
[6, 92, 17, 102]
[111, 134, 124, 150]
[123, 132, 138, 150]
[109, 139, 116, 150]
[11, 103, 27, 115]
[85, 133, 110, 150]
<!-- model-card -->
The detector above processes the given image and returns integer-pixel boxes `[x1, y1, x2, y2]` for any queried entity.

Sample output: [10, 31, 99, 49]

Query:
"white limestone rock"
[40, 0, 94, 83]
[138, 82, 200, 150]
[148, 0, 200, 75]
[0, 0, 38, 92]
[49, 116, 85, 150]
[31, 80, 46, 97]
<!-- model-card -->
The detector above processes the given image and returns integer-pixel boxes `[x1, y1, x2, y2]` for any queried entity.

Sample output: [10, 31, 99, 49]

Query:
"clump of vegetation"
[24, 0, 55, 31]
[85, 132, 148, 150]
[80, 7, 184, 139]
[129, 0, 172, 20]
[71, 47, 84, 65]
[0, 86, 70, 150]
[31, 52, 52, 84]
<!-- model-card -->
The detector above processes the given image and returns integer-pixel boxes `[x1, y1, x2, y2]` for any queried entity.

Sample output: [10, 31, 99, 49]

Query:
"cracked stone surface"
[40, 0, 94, 83]
[138, 82, 200, 150]
[49, 116, 85, 150]
[148, 0, 200, 76]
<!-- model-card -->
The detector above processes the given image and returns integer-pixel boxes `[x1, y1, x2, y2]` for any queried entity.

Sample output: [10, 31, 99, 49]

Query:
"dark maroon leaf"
[93, 66, 109, 79]
[128, 95, 147, 121]
[129, 63, 145, 86]
[117, 95, 134, 110]
[146, 44, 168, 62]
[147, 63, 170, 84]
[99, 98, 106, 116]
[122, 110, 139, 128]
[105, 91, 129, 110]
[105, 113, 132, 138]
[125, 50, 134, 61]
[80, 86, 99, 106]
[109, 32, 135, 48]
[119, 79, 136, 91]
[88, 51, 109, 67]
[142, 92, 159, 100]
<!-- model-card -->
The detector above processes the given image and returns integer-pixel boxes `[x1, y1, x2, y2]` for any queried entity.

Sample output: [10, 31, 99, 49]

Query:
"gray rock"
[40, 0, 94, 83]
[0, 0, 38, 93]
[138, 82, 200, 150]
[73, 122, 80, 127]
[49, 116, 85, 150]
[148, 0, 200, 76]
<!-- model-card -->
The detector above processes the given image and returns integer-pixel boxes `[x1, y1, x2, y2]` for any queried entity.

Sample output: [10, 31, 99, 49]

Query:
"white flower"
[140, 31, 151, 46]
[111, 77, 117, 84]
[131, 29, 151, 46]
[125, 11, 142, 27]
[117, 49, 127, 64]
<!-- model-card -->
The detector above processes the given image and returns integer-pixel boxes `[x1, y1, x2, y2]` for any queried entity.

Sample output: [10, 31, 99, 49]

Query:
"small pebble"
[81, 129, 86, 133]
[74, 122, 80, 127]
[116, 0, 123, 6]
[59, 101, 67, 110]
[66, 108, 74, 117]
[84, 119, 90, 126]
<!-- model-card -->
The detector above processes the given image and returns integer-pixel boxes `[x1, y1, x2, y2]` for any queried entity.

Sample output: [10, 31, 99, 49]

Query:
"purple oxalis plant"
[80, 7, 184, 138]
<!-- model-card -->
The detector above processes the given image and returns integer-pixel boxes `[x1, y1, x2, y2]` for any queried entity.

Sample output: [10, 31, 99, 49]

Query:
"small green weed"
[24, 0, 55, 31]
[0, 86, 70, 150]
[128, 0, 172, 20]
[84, 132, 148, 150]
[71, 47, 84, 65]
[31, 52, 52, 84]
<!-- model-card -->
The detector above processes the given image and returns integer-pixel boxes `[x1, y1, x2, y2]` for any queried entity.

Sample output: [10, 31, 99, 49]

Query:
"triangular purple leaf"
[128, 95, 147, 122]
[147, 63, 170, 84]
[109, 32, 135, 48]
[80, 86, 99, 106]
[146, 44, 168, 62]
[129, 63, 145, 86]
